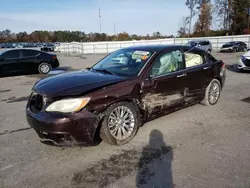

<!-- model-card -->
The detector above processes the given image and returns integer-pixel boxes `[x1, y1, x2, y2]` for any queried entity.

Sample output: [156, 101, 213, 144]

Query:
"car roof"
[1, 49, 41, 53]
[189, 40, 210, 43]
[122, 44, 203, 53]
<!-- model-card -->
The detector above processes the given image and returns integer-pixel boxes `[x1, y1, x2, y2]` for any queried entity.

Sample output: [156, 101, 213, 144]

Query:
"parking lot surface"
[0, 52, 250, 188]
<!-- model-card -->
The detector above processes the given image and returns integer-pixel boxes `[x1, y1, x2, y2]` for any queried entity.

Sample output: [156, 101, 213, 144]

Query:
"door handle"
[203, 66, 211, 70]
[177, 73, 187, 78]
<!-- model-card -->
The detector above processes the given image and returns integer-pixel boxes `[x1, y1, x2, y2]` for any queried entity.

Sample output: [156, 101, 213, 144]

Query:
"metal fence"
[56, 34, 250, 54]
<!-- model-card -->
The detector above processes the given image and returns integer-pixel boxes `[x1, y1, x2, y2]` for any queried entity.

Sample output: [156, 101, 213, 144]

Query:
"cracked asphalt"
[0, 52, 250, 188]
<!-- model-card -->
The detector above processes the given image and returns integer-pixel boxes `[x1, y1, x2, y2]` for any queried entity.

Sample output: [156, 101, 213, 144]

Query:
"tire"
[233, 48, 237, 53]
[243, 47, 247, 52]
[100, 101, 141, 146]
[38, 62, 52, 74]
[201, 79, 221, 106]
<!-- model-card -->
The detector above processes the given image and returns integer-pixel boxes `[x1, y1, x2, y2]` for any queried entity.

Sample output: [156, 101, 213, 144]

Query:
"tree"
[215, 0, 229, 29]
[231, 0, 250, 34]
[194, 1, 213, 36]
[117, 32, 130, 41]
[177, 17, 189, 37]
[186, 0, 201, 36]
[152, 31, 162, 39]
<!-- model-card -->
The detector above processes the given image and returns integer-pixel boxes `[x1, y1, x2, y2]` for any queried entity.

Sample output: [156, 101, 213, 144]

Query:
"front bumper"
[26, 108, 99, 146]
[238, 58, 250, 70]
[220, 47, 233, 52]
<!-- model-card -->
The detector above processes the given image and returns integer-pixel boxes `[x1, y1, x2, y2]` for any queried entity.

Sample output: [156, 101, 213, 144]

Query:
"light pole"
[99, 9, 102, 33]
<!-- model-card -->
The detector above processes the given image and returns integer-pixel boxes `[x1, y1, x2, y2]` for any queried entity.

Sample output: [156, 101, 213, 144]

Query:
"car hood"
[33, 70, 129, 98]
[242, 50, 250, 59]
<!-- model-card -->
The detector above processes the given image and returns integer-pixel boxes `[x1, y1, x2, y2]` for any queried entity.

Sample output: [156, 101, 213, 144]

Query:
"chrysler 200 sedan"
[26, 45, 226, 146]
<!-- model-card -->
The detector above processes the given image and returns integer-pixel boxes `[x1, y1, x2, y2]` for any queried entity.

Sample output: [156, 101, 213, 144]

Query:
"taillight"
[52, 56, 57, 60]
[221, 62, 225, 69]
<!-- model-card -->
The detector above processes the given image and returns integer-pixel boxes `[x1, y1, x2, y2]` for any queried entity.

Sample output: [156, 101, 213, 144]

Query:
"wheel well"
[92, 99, 143, 143]
[215, 77, 222, 88]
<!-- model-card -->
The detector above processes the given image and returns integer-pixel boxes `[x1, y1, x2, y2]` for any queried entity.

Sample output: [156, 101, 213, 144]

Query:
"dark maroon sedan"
[26, 45, 226, 146]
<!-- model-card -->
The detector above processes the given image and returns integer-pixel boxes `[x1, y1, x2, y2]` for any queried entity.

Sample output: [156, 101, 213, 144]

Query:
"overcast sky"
[0, 0, 214, 35]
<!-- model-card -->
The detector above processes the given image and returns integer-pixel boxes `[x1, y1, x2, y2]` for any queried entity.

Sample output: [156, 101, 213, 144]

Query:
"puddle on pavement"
[71, 146, 173, 188]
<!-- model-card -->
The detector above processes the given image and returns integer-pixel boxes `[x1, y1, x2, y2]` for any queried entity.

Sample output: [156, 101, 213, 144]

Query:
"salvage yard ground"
[0, 52, 250, 188]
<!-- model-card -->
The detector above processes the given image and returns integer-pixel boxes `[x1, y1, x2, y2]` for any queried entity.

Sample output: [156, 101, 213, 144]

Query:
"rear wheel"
[100, 102, 140, 146]
[243, 47, 247, 52]
[201, 79, 221, 106]
[38, 62, 52, 74]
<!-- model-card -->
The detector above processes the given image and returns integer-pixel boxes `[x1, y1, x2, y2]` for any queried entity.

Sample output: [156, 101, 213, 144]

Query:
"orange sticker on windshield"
[141, 55, 148, 60]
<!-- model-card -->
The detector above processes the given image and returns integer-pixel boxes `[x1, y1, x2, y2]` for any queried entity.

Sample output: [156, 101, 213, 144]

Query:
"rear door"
[19, 50, 40, 73]
[141, 49, 187, 117]
[1, 50, 20, 73]
[182, 50, 214, 104]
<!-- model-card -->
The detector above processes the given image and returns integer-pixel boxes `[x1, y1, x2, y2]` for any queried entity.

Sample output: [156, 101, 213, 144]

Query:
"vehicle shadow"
[136, 129, 174, 188]
[225, 64, 250, 73]
[0, 66, 75, 78]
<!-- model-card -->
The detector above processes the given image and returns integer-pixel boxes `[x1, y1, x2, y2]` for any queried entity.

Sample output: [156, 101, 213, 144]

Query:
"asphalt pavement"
[0, 52, 250, 188]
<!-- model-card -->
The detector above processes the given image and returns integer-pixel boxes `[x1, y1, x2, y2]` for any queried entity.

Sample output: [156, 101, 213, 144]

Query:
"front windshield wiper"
[91, 68, 116, 75]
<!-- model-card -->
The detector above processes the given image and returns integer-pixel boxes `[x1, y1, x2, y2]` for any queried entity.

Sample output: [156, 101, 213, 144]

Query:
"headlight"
[46, 97, 90, 113]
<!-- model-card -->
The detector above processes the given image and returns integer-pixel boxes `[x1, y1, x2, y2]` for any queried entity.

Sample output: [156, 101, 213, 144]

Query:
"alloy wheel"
[40, 64, 50, 74]
[108, 106, 135, 140]
[208, 82, 220, 104]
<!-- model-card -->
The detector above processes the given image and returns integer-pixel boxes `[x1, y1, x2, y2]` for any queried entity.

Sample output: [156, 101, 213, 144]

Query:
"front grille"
[30, 92, 44, 113]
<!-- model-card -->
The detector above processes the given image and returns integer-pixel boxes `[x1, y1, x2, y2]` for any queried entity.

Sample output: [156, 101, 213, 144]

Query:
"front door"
[1, 50, 20, 74]
[141, 49, 187, 119]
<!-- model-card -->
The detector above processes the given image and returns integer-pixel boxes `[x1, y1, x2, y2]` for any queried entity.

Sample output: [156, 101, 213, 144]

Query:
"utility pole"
[114, 23, 116, 36]
[99, 8, 102, 33]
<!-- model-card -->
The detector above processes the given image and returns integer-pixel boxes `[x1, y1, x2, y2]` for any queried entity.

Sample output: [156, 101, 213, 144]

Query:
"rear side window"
[3, 50, 19, 59]
[184, 52, 204, 68]
[22, 50, 39, 57]
[201, 41, 209, 46]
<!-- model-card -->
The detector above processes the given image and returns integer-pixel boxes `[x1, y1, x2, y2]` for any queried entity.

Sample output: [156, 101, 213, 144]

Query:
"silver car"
[187, 40, 212, 53]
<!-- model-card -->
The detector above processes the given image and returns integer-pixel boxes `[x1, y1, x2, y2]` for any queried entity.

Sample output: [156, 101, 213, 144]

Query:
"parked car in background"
[238, 50, 250, 71]
[0, 49, 59, 76]
[187, 40, 212, 53]
[41, 43, 55, 52]
[220, 41, 247, 52]
[26, 45, 226, 146]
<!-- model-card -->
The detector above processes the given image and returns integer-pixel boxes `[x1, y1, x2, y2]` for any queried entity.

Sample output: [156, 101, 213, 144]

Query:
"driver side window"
[150, 50, 184, 77]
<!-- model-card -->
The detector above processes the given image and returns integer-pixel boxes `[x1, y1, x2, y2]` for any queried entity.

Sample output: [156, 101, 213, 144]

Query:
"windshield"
[91, 49, 154, 76]
[225, 42, 236, 45]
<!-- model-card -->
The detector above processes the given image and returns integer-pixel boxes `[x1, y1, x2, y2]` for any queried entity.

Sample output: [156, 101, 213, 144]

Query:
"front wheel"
[201, 79, 221, 106]
[38, 62, 52, 74]
[100, 102, 141, 146]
